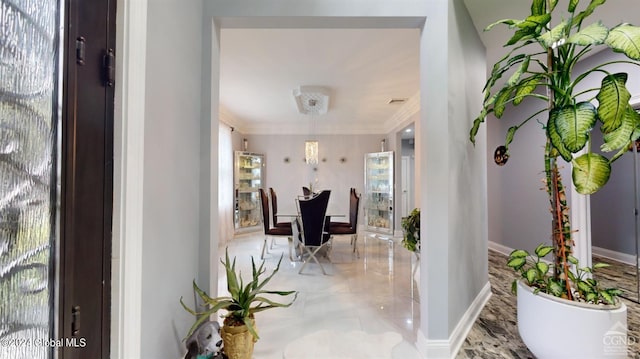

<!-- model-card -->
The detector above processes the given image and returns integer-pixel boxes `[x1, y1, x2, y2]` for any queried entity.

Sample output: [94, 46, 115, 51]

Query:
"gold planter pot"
[221, 319, 257, 359]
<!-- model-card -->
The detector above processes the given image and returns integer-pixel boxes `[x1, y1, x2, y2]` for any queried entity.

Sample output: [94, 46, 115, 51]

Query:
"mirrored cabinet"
[364, 151, 394, 235]
[234, 151, 264, 233]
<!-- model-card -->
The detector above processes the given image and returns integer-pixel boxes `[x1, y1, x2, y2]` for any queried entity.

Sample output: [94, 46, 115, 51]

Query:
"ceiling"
[219, 28, 420, 135]
[219, 2, 638, 136]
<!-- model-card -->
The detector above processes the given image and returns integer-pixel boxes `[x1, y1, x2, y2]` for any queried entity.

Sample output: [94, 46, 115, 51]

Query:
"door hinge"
[71, 305, 81, 336]
[76, 37, 86, 65]
[103, 49, 115, 87]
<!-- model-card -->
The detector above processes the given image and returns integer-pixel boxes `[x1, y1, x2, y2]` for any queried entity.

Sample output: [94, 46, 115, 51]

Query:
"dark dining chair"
[294, 190, 332, 274]
[269, 187, 291, 228]
[329, 188, 360, 256]
[259, 188, 292, 259]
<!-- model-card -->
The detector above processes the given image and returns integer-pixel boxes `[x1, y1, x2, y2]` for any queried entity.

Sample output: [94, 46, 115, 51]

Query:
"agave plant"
[180, 249, 297, 340]
[470, 0, 640, 301]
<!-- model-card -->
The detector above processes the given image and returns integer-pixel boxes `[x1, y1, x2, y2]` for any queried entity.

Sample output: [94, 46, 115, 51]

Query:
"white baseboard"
[488, 241, 513, 256]
[592, 246, 636, 266]
[416, 281, 492, 358]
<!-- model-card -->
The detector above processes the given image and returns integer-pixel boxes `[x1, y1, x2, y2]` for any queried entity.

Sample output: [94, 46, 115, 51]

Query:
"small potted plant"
[401, 208, 421, 280]
[470, 0, 639, 357]
[181, 249, 297, 359]
[401, 208, 420, 253]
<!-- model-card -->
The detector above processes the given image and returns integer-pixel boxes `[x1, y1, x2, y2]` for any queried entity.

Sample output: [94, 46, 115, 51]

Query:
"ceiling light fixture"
[305, 140, 319, 165]
[293, 86, 330, 115]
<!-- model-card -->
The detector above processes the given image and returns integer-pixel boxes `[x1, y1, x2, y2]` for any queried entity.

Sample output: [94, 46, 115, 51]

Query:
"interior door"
[401, 156, 410, 218]
[59, 0, 115, 357]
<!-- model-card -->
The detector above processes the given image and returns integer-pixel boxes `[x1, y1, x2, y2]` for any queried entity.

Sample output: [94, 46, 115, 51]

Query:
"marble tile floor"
[219, 234, 640, 358]
[592, 254, 639, 303]
[458, 251, 640, 359]
[221, 232, 422, 359]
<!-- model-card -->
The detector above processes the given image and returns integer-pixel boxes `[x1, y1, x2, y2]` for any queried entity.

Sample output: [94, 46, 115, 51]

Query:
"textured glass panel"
[0, 0, 59, 358]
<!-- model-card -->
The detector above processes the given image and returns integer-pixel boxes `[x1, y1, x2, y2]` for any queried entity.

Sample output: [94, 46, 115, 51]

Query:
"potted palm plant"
[470, 0, 640, 357]
[181, 249, 297, 359]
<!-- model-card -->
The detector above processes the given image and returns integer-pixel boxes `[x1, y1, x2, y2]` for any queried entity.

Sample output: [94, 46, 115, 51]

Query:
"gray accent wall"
[486, 90, 562, 253]
[142, 1, 205, 358]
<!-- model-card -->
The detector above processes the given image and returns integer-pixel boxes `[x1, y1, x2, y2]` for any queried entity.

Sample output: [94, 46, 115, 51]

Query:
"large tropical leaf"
[568, 0, 579, 13]
[567, 21, 608, 46]
[484, 54, 526, 93]
[601, 106, 637, 152]
[485, 19, 517, 32]
[572, 0, 607, 27]
[547, 114, 574, 162]
[507, 56, 530, 86]
[552, 102, 597, 153]
[531, 0, 545, 16]
[572, 153, 611, 195]
[503, 14, 552, 46]
[539, 20, 568, 48]
[596, 73, 631, 133]
[605, 24, 640, 60]
[510, 249, 529, 258]
[513, 75, 543, 105]
[505, 126, 517, 147]
[535, 244, 553, 257]
[516, 14, 552, 30]
[470, 114, 485, 145]
[494, 87, 513, 118]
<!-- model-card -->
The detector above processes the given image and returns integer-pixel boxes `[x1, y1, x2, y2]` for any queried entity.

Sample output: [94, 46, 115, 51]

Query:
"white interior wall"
[418, 0, 488, 356]
[141, 1, 205, 358]
[242, 134, 383, 219]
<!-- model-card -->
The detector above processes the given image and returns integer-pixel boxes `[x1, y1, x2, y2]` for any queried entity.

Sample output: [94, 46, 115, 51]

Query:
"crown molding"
[219, 105, 248, 132]
[383, 91, 420, 134]
[241, 121, 388, 135]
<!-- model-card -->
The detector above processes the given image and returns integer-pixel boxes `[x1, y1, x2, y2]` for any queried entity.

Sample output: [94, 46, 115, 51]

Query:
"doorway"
[399, 123, 416, 219]
[591, 106, 640, 303]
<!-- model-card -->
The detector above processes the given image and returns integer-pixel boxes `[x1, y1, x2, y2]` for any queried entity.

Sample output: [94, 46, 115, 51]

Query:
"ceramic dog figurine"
[184, 321, 225, 359]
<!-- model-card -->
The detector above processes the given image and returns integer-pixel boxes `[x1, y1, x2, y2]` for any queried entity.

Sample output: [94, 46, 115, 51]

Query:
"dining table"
[275, 212, 345, 261]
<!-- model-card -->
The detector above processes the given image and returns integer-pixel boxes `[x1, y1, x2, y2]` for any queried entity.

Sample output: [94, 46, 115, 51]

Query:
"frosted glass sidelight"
[0, 0, 60, 358]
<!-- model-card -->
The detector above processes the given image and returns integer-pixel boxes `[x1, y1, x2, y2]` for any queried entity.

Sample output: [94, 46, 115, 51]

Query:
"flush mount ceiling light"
[293, 86, 330, 115]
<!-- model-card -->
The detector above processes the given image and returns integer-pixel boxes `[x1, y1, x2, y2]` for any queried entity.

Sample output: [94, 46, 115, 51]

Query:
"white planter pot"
[517, 280, 628, 359]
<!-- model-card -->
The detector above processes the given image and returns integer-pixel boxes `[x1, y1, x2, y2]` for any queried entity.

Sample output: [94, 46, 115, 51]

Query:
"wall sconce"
[243, 138, 248, 151]
[305, 140, 319, 165]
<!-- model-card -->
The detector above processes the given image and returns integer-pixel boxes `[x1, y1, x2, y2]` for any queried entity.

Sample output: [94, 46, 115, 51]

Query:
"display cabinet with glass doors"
[234, 151, 264, 232]
[364, 151, 394, 235]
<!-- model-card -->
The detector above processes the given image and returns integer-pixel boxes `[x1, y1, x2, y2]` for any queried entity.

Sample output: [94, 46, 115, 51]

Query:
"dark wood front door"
[59, 0, 116, 357]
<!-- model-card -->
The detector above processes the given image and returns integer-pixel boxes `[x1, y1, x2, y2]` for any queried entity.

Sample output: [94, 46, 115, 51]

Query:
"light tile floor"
[219, 234, 640, 358]
[220, 232, 422, 359]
